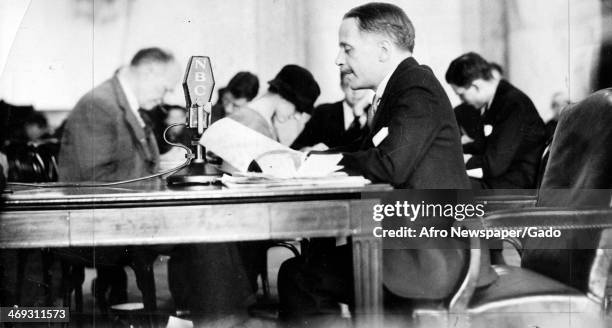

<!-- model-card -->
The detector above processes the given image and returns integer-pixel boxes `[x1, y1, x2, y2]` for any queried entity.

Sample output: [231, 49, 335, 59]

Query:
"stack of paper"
[220, 173, 370, 189]
[200, 118, 350, 181]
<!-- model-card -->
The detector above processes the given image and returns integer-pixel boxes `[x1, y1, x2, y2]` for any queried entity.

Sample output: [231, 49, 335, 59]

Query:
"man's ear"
[378, 39, 393, 62]
[139, 62, 159, 76]
[471, 79, 486, 92]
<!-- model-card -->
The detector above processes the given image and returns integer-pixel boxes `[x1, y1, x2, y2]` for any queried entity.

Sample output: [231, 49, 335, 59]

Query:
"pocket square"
[372, 127, 389, 147]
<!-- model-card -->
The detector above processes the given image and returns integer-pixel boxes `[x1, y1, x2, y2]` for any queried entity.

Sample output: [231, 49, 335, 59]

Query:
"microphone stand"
[166, 56, 221, 186]
[166, 103, 221, 186]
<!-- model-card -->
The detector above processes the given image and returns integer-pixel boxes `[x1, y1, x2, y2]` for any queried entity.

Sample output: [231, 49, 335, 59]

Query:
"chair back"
[523, 88, 612, 292]
[6, 139, 59, 182]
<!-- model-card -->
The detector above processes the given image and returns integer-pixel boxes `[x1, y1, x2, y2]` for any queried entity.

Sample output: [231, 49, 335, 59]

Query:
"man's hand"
[461, 134, 474, 145]
[300, 143, 329, 152]
[466, 168, 483, 179]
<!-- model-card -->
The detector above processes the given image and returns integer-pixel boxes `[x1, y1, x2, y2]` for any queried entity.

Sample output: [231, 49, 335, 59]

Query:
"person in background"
[224, 63, 320, 313]
[446, 52, 547, 189]
[59, 47, 180, 182]
[0, 151, 7, 183]
[454, 63, 504, 155]
[291, 71, 371, 152]
[3, 111, 58, 182]
[23, 112, 53, 143]
[229, 64, 320, 146]
[545, 91, 570, 142]
[57, 47, 181, 311]
[211, 71, 260, 123]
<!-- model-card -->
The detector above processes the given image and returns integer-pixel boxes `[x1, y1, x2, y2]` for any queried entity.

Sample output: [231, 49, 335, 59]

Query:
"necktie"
[138, 109, 154, 136]
[368, 95, 380, 128]
[347, 115, 361, 132]
[371, 94, 380, 115]
[137, 109, 160, 165]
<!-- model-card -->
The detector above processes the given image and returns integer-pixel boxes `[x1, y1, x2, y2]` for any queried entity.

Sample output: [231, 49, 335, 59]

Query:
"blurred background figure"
[446, 52, 546, 189]
[229, 64, 320, 146]
[291, 71, 371, 152]
[211, 71, 260, 123]
[545, 91, 570, 142]
[57, 47, 181, 312]
[3, 111, 59, 182]
[23, 112, 53, 144]
[0, 151, 7, 180]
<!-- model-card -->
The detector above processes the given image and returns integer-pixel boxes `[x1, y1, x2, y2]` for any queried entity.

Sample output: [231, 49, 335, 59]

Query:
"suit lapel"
[483, 79, 510, 124]
[368, 57, 419, 137]
[111, 76, 159, 164]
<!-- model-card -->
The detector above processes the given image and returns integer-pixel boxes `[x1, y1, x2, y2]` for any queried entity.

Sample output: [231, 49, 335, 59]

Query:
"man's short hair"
[24, 111, 48, 128]
[227, 72, 259, 101]
[445, 52, 494, 87]
[130, 47, 174, 67]
[344, 2, 415, 52]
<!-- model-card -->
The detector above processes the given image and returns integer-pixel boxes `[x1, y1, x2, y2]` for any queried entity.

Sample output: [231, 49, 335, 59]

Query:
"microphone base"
[166, 162, 222, 187]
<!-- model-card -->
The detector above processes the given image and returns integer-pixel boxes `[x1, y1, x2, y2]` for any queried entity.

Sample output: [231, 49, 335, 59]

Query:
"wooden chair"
[412, 208, 611, 328]
[413, 88, 612, 327]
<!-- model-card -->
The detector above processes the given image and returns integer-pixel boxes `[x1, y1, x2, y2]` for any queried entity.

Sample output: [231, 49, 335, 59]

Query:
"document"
[220, 173, 370, 189]
[200, 118, 345, 179]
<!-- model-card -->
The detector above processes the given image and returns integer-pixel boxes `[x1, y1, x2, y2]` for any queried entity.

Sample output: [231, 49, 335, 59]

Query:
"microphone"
[166, 56, 221, 186]
[183, 56, 215, 135]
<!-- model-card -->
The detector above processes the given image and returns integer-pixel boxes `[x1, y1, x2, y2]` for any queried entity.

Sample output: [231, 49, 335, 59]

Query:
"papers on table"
[200, 118, 346, 179]
[200, 117, 302, 174]
[220, 172, 370, 189]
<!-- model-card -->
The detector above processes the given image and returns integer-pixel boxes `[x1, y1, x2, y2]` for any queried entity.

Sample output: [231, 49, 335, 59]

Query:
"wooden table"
[1, 180, 391, 325]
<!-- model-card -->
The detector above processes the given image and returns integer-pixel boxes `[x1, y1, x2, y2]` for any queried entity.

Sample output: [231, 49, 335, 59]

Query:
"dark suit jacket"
[339, 58, 490, 300]
[340, 57, 469, 189]
[290, 101, 368, 152]
[466, 80, 547, 189]
[58, 76, 159, 182]
[454, 103, 485, 154]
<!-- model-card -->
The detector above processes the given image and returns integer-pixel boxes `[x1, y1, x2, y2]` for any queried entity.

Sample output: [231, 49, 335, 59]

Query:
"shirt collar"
[375, 57, 408, 100]
[117, 71, 145, 127]
[375, 69, 393, 100]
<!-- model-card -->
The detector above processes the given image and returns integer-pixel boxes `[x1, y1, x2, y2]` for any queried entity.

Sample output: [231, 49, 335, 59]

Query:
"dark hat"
[268, 65, 321, 114]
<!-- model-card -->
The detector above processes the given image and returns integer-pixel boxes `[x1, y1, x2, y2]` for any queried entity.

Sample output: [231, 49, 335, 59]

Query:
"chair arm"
[483, 207, 612, 230]
[475, 193, 538, 212]
[501, 236, 523, 254]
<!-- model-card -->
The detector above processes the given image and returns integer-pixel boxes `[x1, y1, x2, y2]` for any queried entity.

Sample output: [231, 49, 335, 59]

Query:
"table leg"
[352, 199, 383, 327]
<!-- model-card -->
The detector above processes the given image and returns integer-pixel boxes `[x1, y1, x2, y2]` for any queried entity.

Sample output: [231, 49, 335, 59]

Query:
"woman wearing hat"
[229, 64, 321, 146]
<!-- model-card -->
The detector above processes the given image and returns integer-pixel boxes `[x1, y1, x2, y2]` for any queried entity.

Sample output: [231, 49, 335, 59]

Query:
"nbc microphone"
[166, 56, 220, 186]
[183, 56, 215, 135]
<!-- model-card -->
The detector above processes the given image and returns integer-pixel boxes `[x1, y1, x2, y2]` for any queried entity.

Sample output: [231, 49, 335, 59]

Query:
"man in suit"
[58, 47, 180, 309]
[545, 91, 570, 143]
[290, 72, 370, 152]
[454, 103, 485, 155]
[211, 71, 260, 123]
[445, 52, 547, 189]
[278, 3, 495, 325]
[59, 47, 179, 182]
